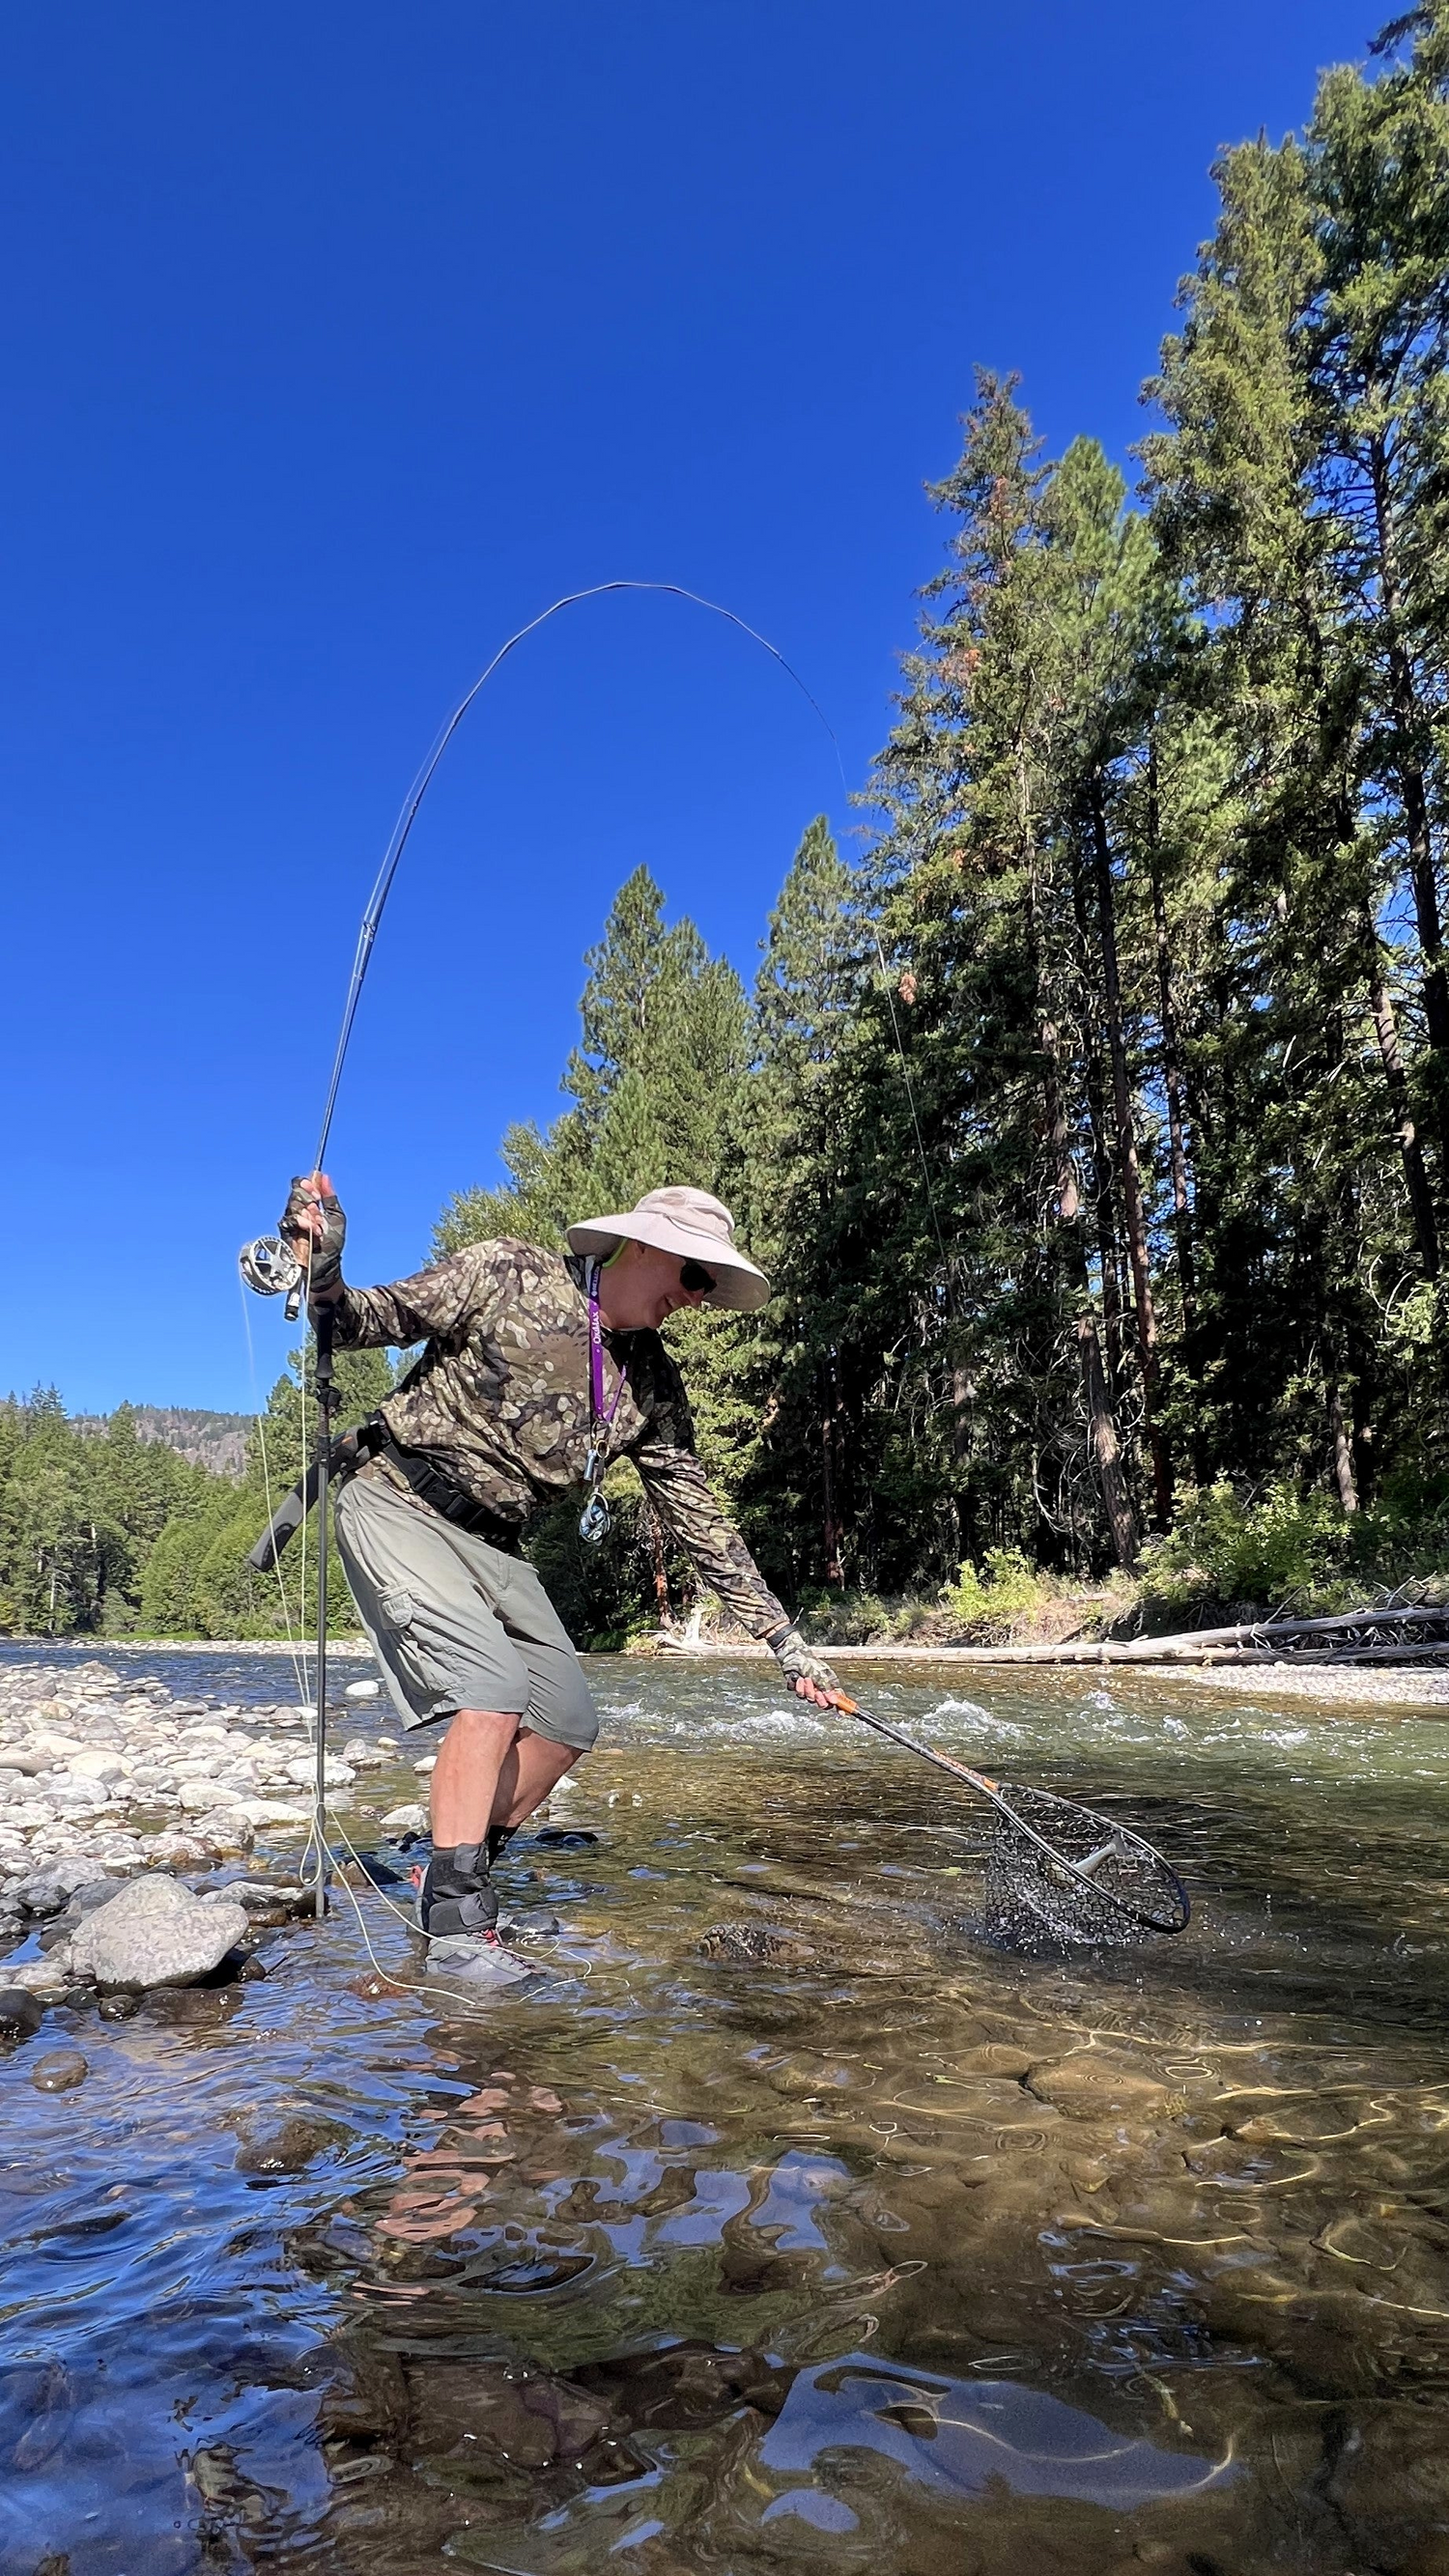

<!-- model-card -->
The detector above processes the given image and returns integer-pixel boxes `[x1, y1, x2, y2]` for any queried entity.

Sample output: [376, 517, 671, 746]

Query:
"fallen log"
[934, 1634, 1449, 1667]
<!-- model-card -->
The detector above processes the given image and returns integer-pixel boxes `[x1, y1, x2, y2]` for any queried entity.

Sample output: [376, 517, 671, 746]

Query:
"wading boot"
[416, 1844, 537, 1987]
[485, 1822, 561, 1942]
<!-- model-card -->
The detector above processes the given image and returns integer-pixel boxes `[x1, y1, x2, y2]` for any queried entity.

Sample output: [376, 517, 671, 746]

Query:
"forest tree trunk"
[1146, 740, 1200, 1358]
[1090, 778, 1173, 1527]
[1368, 428, 1449, 1183]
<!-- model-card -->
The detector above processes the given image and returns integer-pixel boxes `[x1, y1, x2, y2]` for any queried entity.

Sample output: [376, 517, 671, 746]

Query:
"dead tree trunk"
[1090, 778, 1173, 1528]
[820, 1364, 844, 1586]
[1328, 1383, 1359, 1514]
[1369, 428, 1449, 1181]
[1360, 904, 1440, 1279]
[1069, 842, 1126, 1395]
[1020, 749, 1138, 1572]
[1146, 740, 1199, 1357]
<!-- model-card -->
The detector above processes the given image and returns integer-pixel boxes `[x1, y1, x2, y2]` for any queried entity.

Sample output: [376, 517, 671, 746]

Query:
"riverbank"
[631, 1633, 1449, 1710]
[9, 1628, 1448, 1711]
[0, 1652, 428, 1949]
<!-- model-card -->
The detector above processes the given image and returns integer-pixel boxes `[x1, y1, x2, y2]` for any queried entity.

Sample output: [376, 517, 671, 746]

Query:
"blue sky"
[1, 0, 1373, 1413]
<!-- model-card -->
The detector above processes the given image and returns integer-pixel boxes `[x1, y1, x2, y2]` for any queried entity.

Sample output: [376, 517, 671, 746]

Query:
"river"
[1, 1641, 1447, 2573]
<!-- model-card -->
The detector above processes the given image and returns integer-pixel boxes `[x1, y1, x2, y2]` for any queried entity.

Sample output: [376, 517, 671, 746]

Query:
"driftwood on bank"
[940, 1600, 1449, 1666]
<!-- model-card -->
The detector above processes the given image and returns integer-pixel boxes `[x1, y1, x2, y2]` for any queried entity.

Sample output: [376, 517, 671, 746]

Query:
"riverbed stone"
[237, 1799, 311, 1828]
[0, 1989, 43, 2039]
[58, 1874, 249, 1991]
[139, 1831, 211, 1866]
[192, 1809, 255, 1854]
[284, 1755, 355, 1788]
[29, 2049, 88, 2092]
[68, 1749, 125, 1784]
[17, 1859, 103, 1912]
[1027, 2054, 1179, 2122]
[3, 1959, 69, 1996]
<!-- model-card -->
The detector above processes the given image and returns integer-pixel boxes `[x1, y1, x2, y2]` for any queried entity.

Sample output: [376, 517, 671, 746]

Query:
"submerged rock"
[58, 1874, 249, 1991]
[234, 2112, 347, 2171]
[697, 1923, 817, 1965]
[0, 1988, 43, 2040]
[30, 2049, 88, 2091]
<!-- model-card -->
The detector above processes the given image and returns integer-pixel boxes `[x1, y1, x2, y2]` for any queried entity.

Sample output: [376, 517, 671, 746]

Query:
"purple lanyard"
[586, 1258, 628, 1471]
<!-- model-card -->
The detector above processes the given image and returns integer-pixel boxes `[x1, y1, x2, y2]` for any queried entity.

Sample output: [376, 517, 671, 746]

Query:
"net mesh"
[980, 1781, 1189, 1945]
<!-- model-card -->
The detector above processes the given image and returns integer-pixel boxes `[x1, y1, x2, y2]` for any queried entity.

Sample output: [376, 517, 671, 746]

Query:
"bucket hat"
[566, 1185, 770, 1313]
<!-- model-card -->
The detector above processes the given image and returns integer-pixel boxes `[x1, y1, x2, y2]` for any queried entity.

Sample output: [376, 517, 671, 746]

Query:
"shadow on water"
[2, 1643, 1449, 2570]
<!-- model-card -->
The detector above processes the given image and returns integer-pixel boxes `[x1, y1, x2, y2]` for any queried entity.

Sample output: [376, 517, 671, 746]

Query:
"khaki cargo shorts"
[332, 1468, 599, 1750]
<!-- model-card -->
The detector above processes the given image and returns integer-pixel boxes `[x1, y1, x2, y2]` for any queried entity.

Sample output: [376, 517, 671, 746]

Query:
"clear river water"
[2, 1641, 1448, 2575]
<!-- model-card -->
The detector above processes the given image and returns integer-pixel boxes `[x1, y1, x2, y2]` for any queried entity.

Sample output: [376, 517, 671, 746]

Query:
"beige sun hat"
[566, 1185, 770, 1313]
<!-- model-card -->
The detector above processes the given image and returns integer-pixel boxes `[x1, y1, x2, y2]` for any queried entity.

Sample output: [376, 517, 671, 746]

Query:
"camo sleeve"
[628, 1350, 788, 1640]
[327, 1244, 498, 1352]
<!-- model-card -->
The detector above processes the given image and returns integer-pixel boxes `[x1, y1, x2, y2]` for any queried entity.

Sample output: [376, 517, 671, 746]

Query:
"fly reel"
[239, 1231, 305, 1318]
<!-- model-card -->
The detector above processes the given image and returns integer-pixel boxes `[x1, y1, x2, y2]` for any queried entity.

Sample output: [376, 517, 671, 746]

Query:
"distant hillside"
[72, 1405, 250, 1480]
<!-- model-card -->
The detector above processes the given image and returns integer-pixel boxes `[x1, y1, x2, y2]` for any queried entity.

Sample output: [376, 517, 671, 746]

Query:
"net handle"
[826, 1691, 1187, 1938]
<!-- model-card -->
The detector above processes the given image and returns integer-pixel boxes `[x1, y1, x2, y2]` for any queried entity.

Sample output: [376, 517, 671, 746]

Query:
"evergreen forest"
[7, 11, 1449, 1641]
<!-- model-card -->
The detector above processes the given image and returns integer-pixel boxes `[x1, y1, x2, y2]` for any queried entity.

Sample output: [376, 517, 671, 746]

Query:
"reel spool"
[240, 1232, 305, 1318]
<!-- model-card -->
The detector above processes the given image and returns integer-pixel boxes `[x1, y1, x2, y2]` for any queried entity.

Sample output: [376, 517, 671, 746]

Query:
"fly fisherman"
[278, 1174, 841, 1981]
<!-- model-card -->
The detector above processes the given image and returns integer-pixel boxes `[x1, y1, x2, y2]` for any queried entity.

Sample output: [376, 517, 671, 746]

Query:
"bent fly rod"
[237, 582, 845, 1916]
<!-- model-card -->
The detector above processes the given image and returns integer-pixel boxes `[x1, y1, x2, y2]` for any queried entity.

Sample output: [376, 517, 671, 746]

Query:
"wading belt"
[245, 1417, 521, 1572]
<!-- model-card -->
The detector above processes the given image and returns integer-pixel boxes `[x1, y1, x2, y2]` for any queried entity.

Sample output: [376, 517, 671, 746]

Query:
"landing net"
[981, 1780, 1190, 1944]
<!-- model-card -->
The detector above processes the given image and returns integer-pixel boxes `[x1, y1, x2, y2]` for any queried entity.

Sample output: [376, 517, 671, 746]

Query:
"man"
[280, 1172, 841, 1979]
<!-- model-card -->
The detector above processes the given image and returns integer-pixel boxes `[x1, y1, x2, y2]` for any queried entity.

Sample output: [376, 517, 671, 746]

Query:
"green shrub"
[1138, 1482, 1350, 1619]
[941, 1547, 1048, 1641]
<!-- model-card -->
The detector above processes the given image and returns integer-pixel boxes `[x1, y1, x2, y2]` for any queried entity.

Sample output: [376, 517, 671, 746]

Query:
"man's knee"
[443, 1707, 521, 1751]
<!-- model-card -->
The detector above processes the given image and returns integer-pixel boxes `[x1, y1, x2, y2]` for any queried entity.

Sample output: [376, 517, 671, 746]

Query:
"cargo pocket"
[367, 1582, 440, 1719]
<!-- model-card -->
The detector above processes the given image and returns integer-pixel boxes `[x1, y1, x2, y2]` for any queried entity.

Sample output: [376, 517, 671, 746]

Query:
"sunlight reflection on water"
[1, 1640, 1447, 2573]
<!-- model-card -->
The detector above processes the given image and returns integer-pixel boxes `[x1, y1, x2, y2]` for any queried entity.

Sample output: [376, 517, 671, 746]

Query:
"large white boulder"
[179, 1781, 242, 1812]
[69, 1750, 126, 1784]
[59, 1875, 248, 1991]
[284, 1756, 354, 1788]
[44, 1779, 111, 1812]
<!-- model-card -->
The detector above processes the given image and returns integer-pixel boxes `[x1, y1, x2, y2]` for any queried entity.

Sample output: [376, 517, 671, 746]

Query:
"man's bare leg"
[489, 1727, 581, 1834]
[430, 1708, 521, 1850]
[421, 1713, 583, 1950]
[428, 1712, 580, 1848]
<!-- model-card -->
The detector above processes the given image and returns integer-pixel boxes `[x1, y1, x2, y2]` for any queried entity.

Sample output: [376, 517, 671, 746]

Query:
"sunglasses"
[678, 1259, 718, 1296]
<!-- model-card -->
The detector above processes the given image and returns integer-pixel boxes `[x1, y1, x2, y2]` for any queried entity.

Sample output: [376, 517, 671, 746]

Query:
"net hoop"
[985, 1781, 1190, 1939]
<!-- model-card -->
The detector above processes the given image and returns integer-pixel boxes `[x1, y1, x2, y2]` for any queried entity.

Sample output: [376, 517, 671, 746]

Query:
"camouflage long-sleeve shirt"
[326, 1238, 788, 1638]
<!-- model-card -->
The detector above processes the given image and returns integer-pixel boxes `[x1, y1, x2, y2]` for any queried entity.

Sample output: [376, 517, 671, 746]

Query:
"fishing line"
[311, 580, 847, 1171]
[235, 575, 979, 1955]
[238, 1277, 310, 1713]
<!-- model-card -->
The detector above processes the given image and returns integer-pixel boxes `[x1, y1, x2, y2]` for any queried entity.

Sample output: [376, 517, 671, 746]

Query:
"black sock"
[486, 1824, 519, 1867]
